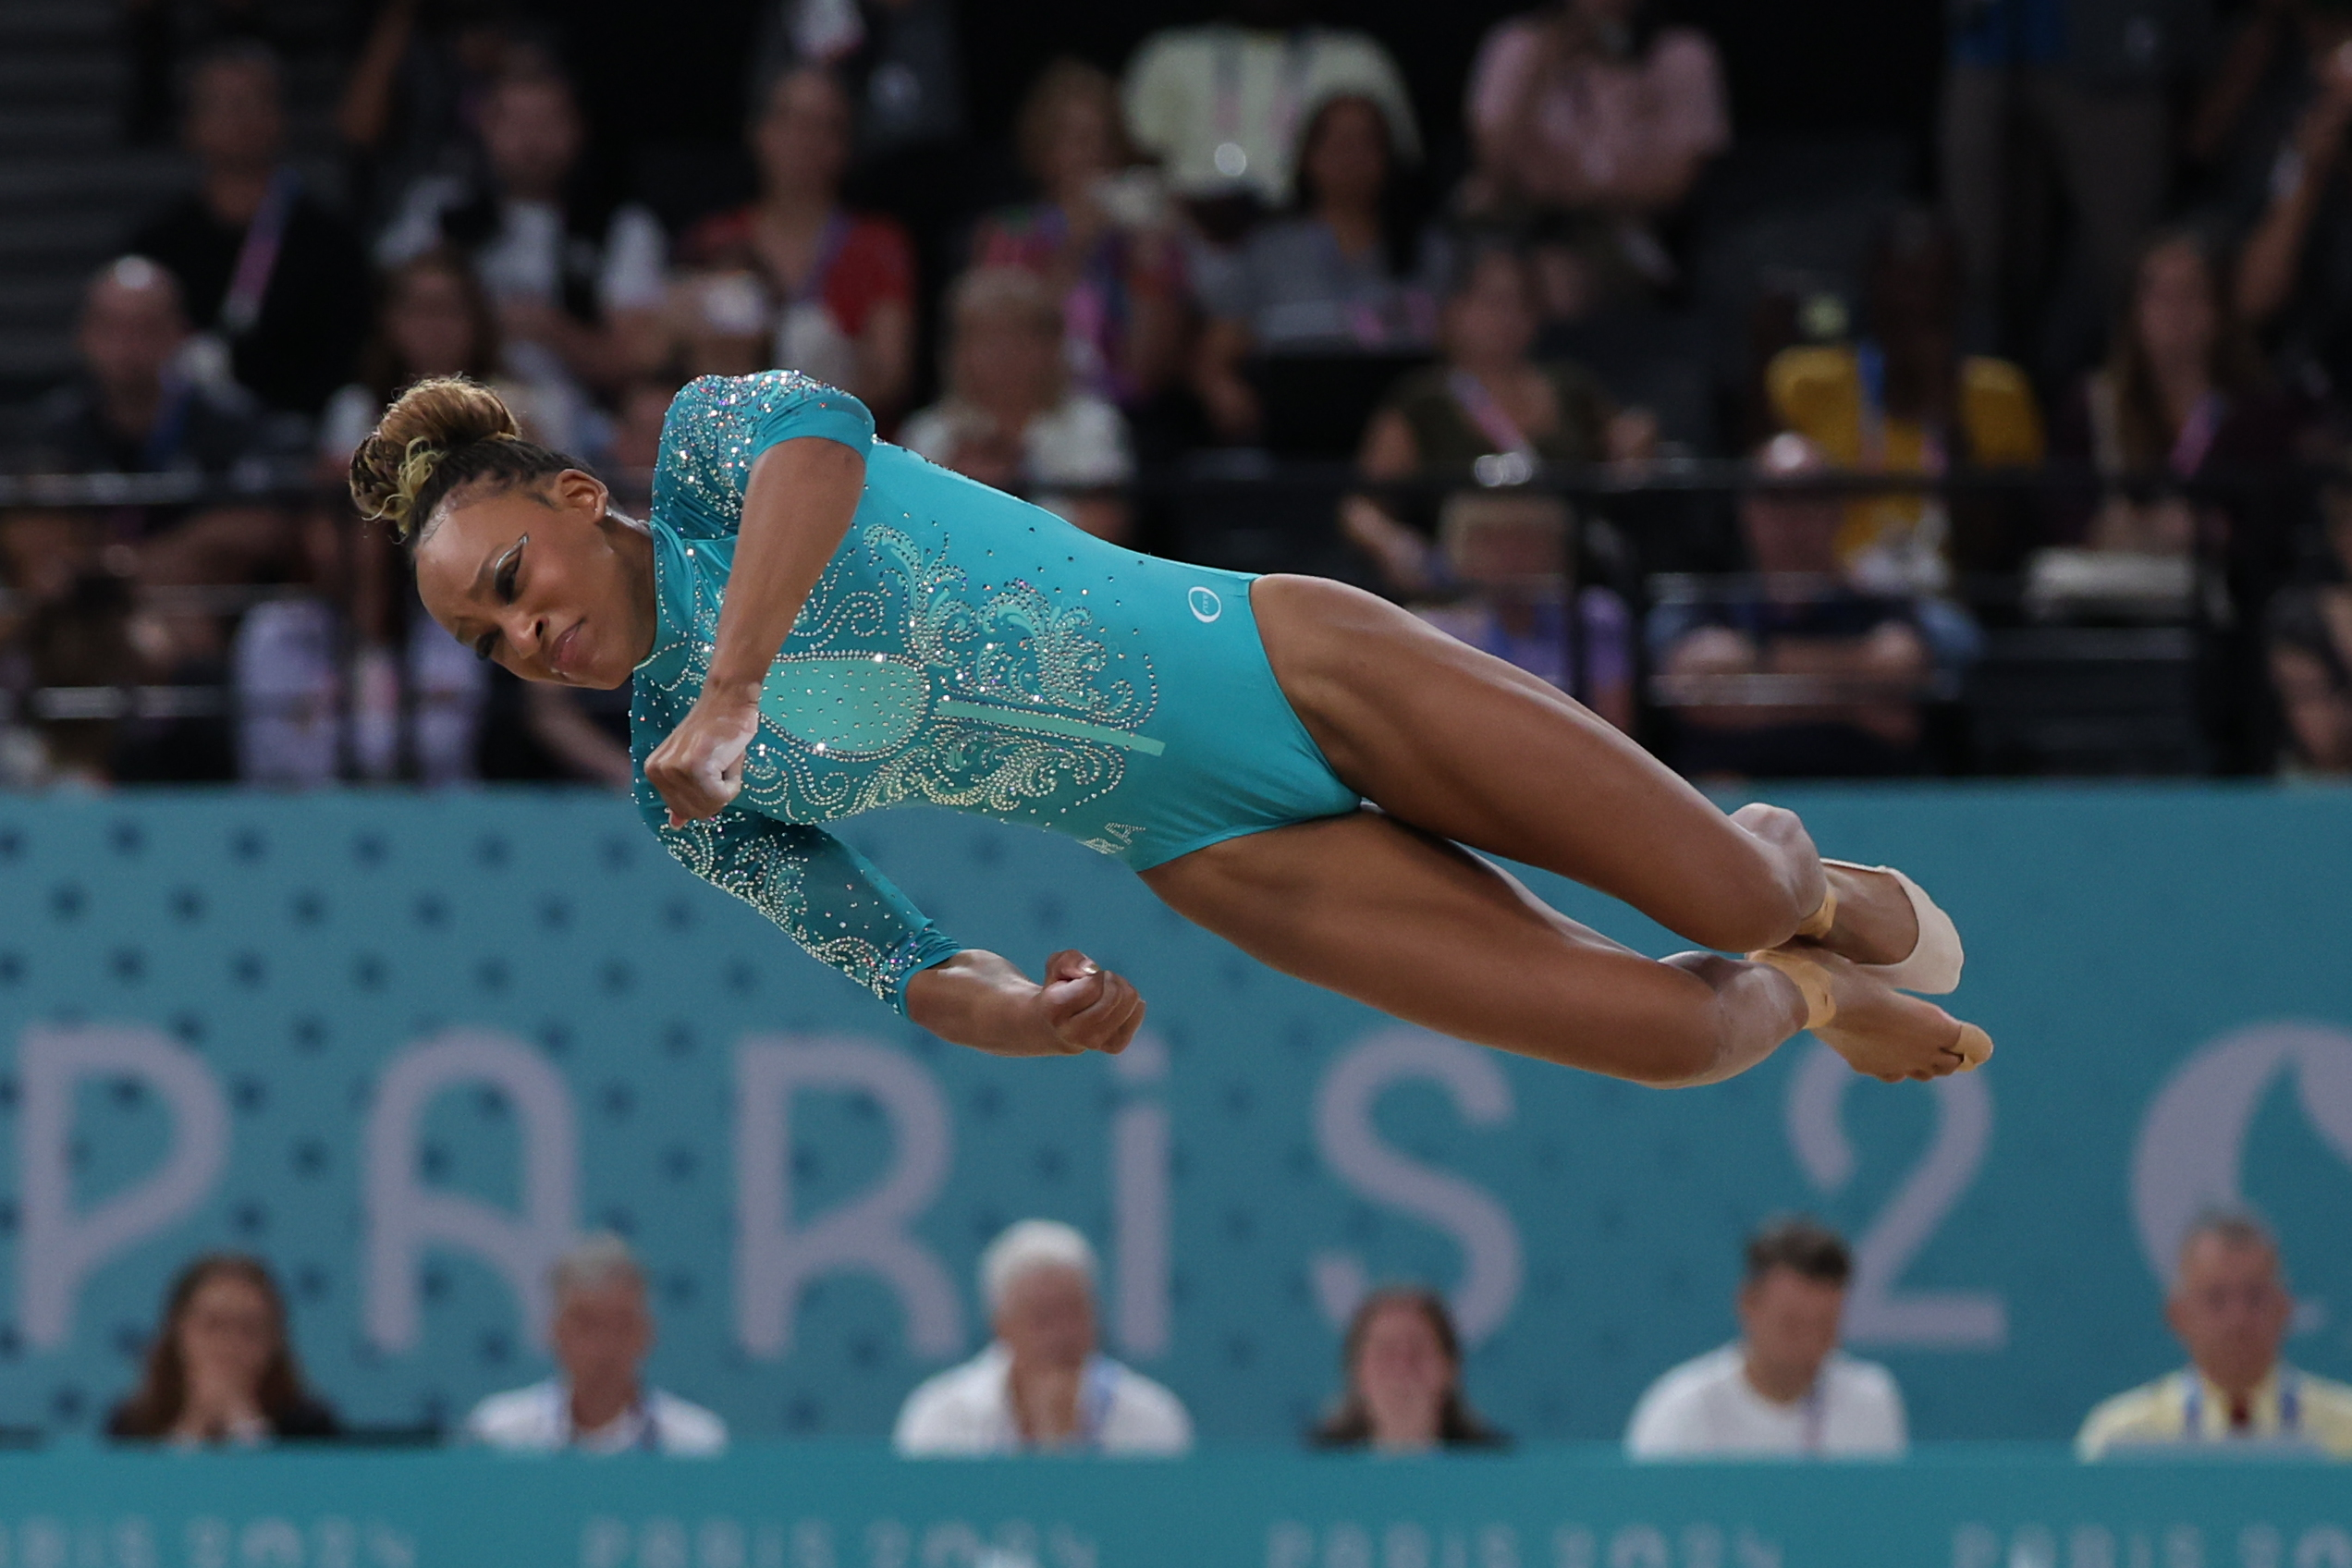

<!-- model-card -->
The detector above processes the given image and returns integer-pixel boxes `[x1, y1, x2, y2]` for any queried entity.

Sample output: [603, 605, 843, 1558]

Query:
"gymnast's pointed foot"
[1750, 947, 1991, 1082]
[1797, 860, 1965, 995]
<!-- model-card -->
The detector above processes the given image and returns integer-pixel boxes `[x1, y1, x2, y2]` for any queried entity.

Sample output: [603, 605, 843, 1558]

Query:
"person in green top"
[346, 368, 1988, 1089]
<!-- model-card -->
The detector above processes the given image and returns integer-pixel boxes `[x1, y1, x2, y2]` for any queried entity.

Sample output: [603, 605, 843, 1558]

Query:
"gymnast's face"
[412, 472, 657, 690]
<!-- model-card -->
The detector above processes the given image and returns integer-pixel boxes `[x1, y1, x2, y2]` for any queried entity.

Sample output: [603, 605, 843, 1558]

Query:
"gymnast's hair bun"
[348, 376, 523, 538]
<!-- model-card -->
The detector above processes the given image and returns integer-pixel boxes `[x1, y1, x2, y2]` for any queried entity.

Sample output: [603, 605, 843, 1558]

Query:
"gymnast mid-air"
[349, 369, 1990, 1085]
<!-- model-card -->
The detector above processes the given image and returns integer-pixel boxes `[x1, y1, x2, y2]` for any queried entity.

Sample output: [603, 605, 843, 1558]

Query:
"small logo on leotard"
[1187, 586, 1222, 623]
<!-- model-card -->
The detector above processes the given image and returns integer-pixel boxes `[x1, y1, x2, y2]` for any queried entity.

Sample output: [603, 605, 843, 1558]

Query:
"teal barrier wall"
[0, 786, 2347, 1444]
[3, 1447, 2350, 1568]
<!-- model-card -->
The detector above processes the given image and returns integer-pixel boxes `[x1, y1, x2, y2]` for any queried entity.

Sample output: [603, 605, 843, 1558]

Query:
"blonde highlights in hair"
[348, 375, 566, 544]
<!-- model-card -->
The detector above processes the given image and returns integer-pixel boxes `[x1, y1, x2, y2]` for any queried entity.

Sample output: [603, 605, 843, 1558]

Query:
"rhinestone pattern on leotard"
[631, 371, 1167, 1011]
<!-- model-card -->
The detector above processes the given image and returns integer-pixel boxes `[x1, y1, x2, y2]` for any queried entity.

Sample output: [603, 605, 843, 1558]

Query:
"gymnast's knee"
[1614, 1003, 1734, 1089]
[1684, 810, 1821, 952]
[1617, 956, 1786, 1088]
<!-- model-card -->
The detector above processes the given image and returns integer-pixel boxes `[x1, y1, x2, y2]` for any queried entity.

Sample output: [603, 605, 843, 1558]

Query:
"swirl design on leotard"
[629, 370, 1165, 1010]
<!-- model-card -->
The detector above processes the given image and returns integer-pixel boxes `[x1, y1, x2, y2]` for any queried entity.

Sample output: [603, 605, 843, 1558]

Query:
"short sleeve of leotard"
[651, 371, 878, 539]
[639, 779, 964, 1014]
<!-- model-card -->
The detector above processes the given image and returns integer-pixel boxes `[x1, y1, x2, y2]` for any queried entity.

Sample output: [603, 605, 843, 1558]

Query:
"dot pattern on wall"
[0, 790, 2350, 1442]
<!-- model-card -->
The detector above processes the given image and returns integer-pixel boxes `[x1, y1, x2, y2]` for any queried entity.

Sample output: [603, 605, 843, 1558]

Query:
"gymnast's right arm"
[651, 791, 1144, 1057]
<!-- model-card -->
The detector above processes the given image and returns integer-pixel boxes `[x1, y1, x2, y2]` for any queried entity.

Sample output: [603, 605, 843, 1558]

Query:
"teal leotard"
[632, 371, 1360, 1012]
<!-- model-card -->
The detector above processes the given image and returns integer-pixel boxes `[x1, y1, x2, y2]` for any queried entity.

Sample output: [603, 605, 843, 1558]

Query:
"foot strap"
[1750, 949, 1836, 1032]
[1795, 882, 1837, 941]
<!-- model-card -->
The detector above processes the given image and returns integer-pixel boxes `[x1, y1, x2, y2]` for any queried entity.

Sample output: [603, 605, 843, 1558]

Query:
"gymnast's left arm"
[643, 433, 868, 827]
[907, 949, 1146, 1059]
[653, 791, 1144, 1055]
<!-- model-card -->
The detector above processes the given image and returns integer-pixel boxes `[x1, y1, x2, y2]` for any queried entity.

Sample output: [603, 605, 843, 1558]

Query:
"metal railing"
[0, 455, 2321, 783]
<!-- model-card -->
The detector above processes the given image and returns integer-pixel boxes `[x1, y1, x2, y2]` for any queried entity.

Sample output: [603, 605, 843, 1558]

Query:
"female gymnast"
[349, 370, 1991, 1086]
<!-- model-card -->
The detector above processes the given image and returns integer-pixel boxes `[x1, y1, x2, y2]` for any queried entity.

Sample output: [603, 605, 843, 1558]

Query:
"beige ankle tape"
[1751, 949, 1837, 1032]
[1796, 883, 1838, 941]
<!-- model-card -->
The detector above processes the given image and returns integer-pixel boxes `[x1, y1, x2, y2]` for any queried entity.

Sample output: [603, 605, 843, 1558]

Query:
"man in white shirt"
[462, 1234, 726, 1456]
[1626, 1218, 1906, 1458]
[893, 1220, 1192, 1456]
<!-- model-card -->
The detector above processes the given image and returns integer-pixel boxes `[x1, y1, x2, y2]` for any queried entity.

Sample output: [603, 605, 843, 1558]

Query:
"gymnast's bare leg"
[1137, 576, 1981, 1087]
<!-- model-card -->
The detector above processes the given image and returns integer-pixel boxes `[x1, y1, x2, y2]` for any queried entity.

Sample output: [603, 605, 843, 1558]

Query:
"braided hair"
[347, 376, 582, 545]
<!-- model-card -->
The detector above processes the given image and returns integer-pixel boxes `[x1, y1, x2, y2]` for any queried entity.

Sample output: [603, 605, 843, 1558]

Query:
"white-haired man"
[893, 1219, 1192, 1455]
[462, 1234, 726, 1455]
[2078, 1213, 2352, 1459]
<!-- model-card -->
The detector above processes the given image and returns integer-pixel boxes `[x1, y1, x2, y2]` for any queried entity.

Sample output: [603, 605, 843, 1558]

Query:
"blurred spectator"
[14, 258, 299, 599]
[376, 63, 665, 434]
[16, 570, 152, 787]
[1193, 93, 1435, 443]
[2054, 230, 2294, 558]
[663, 271, 781, 383]
[1121, 1, 1419, 228]
[338, 0, 545, 225]
[1306, 1288, 1507, 1452]
[1626, 1218, 1905, 1458]
[758, 0, 971, 405]
[1343, 239, 1652, 594]
[107, 1254, 338, 1445]
[4, 256, 297, 786]
[760, 0, 964, 166]
[2079, 1212, 2352, 1457]
[265, 249, 499, 789]
[605, 375, 681, 501]
[1942, 0, 2208, 368]
[2227, 0, 2352, 397]
[310, 259, 622, 791]
[1463, 0, 1729, 306]
[325, 253, 621, 791]
[320, 251, 507, 459]
[678, 67, 916, 421]
[2047, 228, 2305, 769]
[971, 60, 1186, 410]
[127, 43, 371, 418]
[122, 0, 275, 146]
[1415, 497, 1635, 730]
[1651, 435, 1947, 778]
[2188, 0, 2309, 177]
[894, 1220, 1191, 1455]
[900, 269, 1134, 542]
[2268, 472, 2352, 771]
[18, 258, 285, 482]
[1768, 211, 2045, 591]
[464, 1233, 726, 1454]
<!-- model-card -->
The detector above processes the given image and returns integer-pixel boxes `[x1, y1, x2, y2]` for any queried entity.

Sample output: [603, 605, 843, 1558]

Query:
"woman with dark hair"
[677, 65, 916, 422]
[1310, 1289, 1506, 1451]
[968, 59, 1186, 410]
[106, 1255, 338, 1444]
[2056, 228, 2297, 557]
[1193, 93, 1436, 441]
[2049, 228, 2306, 771]
[319, 249, 504, 460]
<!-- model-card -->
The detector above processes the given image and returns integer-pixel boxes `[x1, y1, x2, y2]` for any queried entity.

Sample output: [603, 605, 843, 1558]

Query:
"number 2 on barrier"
[1785, 1041, 2008, 1349]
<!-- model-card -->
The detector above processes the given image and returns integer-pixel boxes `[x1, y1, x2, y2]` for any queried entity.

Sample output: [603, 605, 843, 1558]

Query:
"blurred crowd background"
[6, 0, 2352, 790]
